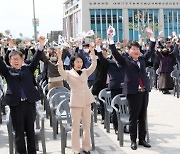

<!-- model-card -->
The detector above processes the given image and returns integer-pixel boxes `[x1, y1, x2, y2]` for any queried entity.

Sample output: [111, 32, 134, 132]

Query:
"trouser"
[70, 105, 91, 153]
[127, 91, 149, 142]
[111, 88, 122, 131]
[10, 101, 36, 154]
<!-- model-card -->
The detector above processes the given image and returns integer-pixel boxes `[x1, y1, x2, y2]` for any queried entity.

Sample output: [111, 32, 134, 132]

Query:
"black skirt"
[158, 72, 174, 90]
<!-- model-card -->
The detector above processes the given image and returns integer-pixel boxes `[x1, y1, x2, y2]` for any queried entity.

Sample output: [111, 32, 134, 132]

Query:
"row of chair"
[36, 78, 95, 154]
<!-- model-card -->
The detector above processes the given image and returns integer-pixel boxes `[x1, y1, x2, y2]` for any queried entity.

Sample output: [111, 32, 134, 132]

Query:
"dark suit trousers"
[127, 91, 149, 142]
[10, 101, 36, 154]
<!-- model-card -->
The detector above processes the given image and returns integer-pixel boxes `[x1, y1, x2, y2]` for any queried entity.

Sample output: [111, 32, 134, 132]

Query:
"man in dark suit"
[96, 39, 125, 134]
[0, 36, 45, 154]
[108, 27, 155, 150]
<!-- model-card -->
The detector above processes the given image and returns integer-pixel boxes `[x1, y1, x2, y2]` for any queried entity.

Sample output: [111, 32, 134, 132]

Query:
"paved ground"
[0, 89, 180, 154]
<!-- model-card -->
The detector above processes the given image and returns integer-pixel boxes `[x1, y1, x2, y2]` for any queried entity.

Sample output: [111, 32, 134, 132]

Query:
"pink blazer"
[58, 55, 97, 107]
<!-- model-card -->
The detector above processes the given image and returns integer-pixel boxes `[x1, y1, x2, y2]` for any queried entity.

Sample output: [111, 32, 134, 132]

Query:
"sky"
[0, 0, 64, 39]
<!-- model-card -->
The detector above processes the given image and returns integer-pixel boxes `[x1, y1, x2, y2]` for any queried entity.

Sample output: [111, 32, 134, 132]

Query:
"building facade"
[63, 0, 180, 41]
[47, 31, 63, 43]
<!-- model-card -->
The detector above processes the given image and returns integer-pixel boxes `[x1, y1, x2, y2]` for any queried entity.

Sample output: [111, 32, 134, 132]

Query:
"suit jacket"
[110, 41, 156, 95]
[58, 55, 97, 107]
[97, 52, 125, 90]
[0, 49, 42, 106]
[91, 58, 107, 95]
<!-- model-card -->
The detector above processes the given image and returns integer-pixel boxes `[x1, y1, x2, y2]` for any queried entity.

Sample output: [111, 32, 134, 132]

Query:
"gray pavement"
[0, 89, 180, 154]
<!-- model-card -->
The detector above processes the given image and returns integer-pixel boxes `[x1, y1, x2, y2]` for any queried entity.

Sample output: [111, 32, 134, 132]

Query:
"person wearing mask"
[108, 27, 155, 150]
[156, 48, 175, 94]
[78, 42, 96, 88]
[96, 38, 125, 134]
[41, 49, 63, 90]
[0, 36, 45, 154]
[57, 43, 97, 154]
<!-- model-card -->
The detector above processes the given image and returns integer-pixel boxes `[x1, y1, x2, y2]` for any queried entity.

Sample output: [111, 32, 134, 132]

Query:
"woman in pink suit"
[57, 43, 97, 154]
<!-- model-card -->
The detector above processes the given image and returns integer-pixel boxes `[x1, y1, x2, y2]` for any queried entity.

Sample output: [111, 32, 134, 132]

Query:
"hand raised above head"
[38, 36, 46, 46]
[107, 33, 113, 41]
[95, 38, 101, 46]
[56, 48, 62, 60]
[145, 27, 154, 37]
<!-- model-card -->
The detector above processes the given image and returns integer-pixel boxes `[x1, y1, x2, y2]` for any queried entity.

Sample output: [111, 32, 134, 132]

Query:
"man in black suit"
[108, 28, 155, 150]
[96, 39, 125, 134]
[0, 36, 46, 154]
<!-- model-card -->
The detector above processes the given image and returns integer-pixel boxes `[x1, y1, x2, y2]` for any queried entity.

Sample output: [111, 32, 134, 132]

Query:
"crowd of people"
[0, 27, 180, 153]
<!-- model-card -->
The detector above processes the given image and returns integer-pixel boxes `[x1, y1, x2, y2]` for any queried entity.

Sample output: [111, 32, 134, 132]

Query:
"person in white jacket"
[57, 42, 97, 154]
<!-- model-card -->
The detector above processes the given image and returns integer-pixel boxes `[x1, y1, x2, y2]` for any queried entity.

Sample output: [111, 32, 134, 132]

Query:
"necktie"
[135, 61, 144, 88]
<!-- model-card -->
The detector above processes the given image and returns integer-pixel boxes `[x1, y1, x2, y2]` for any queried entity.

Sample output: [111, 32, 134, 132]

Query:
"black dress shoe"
[139, 140, 151, 148]
[83, 150, 90, 154]
[131, 141, 137, 150]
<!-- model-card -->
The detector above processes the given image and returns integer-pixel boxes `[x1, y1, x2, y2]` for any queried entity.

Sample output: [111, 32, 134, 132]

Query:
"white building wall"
[63, 0, 180, 40]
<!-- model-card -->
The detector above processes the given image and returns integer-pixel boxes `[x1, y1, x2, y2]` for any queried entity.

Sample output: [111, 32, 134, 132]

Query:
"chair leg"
[35, 134, 39, 151]
[7, 125, 14, 154]
[106, 112, 110, 133]
[53, 118, 57, 140]
[119, 123, 124, 147]
[40, 131, 46, 154]
[177, 83, 179, 98]
[61, 127, 66, 154]
[93, 102, 97, 123]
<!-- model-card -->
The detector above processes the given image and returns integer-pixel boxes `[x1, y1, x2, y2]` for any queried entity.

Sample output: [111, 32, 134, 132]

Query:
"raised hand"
[95, 38, 101, 46]
[56, 48, 62, 61]
[145, 27, 154, 38]
[38, 36, 46, 46]
[9, 39, 15, 48]
[107, 33, 113, 41]
[25, 40, 31, 47]
[89, 42, 95, 55]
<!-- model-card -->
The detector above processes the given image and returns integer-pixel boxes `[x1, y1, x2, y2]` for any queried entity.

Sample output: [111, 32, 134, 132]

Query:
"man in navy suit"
[108, 28, 155, 150]
[96, 40, 124, 134]
[0, 36, 46, 154]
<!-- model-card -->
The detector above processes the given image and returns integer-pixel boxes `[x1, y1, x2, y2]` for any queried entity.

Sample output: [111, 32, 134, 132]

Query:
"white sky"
[0, 0, 64, 39]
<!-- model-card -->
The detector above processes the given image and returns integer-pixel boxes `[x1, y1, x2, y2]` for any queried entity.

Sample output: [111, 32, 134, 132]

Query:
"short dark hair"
[70, 53, 84, 68]
[9, 50, 23, 59]
[128, 41, 140, 49]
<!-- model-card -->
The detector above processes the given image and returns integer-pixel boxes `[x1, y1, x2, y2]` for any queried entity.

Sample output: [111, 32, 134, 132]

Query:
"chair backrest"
[47, 86, 70, 99]
[43, 84, 48, 96]
[41, 80, 47, 89]
[146, 66, 154, 77]
[98, 88, 112, 106]
[49, 92, 70, 109]
[111, 94, 129, 119]
[0, 89, 3, 100]
[57, 98, 72, 125]
[171, 69, 180, 79]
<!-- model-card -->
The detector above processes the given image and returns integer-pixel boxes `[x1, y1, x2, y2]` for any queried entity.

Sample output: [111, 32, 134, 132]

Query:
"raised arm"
[95, 38, 108, 67]
[108, 34, 126, 66]
[86, 42, 97, 77]
[172, 40, 180, 61]
[29, 36, 45, 72]
[57, 48, 69, 80]
[142, 27, 156, 61]
[0, 57, 9, 77]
